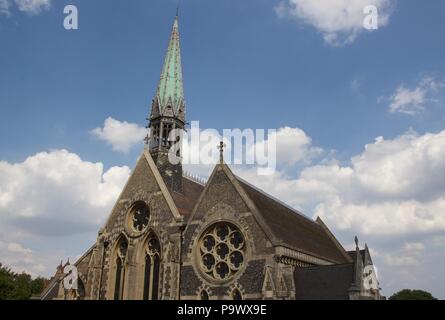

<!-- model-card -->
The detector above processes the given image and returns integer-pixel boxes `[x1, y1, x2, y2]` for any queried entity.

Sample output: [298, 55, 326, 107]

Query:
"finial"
[217, 141, 226, 164]
[354, 236, 359, 248]
[176, 1, 180, 17]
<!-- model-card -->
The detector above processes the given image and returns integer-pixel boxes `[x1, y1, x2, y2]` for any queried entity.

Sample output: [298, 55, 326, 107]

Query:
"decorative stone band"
[274, 255, 311, 267]
[275, 246, 333, 266]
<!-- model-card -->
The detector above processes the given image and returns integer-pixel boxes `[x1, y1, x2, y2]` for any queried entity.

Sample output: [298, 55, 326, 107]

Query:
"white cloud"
[0, 0, 11, 15]
[379, 242, 425, 268]
[91, 117, 147, 154]
[315, 198, 445, 236]
[384, 254, 419, 267]
[14, 0, 50, 15]
[0, 149, 130, 236]
[387, 77, 445, 115]
[235, 129, 445, 297]
[7, 242, 32, 255]
[237, 129, 445, 236]
[0, 149, 130, 277]
[180, 126, 322, 178]
[350, 77, 362, 93]
[261, 126, 322, 167]
[275, 0, 393, 46]
[312, 129, 445, 234]
[403, 242, 425, 252]
[0, 239, 45, 276]
[0, 0, 50, 15]
[432, 236, 445, 247]
[2, 125, 445, 296]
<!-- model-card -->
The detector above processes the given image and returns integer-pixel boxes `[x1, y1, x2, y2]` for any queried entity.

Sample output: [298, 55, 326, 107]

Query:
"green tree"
[30, 277, 46, 296]
[0, 262, 47, 300]
[0, 264, 15, 299]
[389, 289, 438, 300]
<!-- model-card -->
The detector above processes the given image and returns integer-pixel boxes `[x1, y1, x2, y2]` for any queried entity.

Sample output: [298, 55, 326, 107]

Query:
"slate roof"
[236, 177, 350, 264]
[40, 276, 61, 300]
[348, 250, 364, 263]
[347, 247, 373, 266]
[169, 176, 205, 217]
[294, 263, 354, 300]
[168, 168, 350, 264]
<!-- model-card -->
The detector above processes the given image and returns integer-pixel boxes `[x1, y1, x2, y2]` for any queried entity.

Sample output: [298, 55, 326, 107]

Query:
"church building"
[41, 14, 382, 301]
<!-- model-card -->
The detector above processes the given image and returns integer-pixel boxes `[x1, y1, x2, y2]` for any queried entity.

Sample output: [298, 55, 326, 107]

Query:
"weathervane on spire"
[217, 141, 226, 164]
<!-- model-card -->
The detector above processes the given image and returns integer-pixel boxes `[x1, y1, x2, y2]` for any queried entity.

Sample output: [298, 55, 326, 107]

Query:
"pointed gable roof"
[169, 176, 205, 217]
[185, 161, 351, 264]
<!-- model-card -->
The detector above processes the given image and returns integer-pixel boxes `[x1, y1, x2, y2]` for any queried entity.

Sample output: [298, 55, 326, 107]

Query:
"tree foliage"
[389, 289, 438, 300]
[0, 263, 47, 300]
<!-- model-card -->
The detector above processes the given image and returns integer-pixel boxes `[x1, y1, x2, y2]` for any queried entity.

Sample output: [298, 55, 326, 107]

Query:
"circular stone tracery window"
[129, 202, 150, 233]
[198, 222, 246, 281]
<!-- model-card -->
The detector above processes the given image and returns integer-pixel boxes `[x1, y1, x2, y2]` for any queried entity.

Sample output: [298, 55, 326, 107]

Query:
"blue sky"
[1, 0, 445, 298]
[2, 0, 444, 165]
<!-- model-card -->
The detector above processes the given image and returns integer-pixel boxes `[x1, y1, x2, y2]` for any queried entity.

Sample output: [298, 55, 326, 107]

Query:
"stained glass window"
[114, 238, 128, 300]
[143, 234, 161, 300]
[200, 290, 209, 300]
[232, 289, 242, 300]
[131, 202, 150, 232]
[198, 222, 246, 281]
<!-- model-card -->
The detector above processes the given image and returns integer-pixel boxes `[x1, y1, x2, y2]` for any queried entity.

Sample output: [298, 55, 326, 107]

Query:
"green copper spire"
[151, 14, 185, 122]
[147, 13, 186, 193]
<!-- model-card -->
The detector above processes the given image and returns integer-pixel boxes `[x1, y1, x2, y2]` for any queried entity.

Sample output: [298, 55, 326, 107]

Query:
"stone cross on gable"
[217, 141, 226, 164]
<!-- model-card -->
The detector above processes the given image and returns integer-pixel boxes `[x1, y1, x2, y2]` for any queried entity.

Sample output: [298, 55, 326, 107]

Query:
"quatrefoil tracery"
[199, 222, 245, 281]
[130, 202, 150, 233]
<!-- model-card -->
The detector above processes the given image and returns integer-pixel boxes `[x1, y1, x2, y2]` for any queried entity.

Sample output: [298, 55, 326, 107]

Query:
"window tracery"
[114, 238, 128, 300]
[198, 222, 246, 281]
[143, 234, 161, 300]
[130, 202, 150, 233]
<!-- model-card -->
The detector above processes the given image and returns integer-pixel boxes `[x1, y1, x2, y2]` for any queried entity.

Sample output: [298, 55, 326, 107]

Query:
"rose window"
[198, 222, 246, 281]
[130, 202, 150, 232]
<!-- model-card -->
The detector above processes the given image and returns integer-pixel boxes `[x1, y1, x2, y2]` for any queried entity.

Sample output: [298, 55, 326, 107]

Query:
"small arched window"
[114, 238, 128, 300]
[232, 288, 242, 300]
[200, 290, 209, 300]
[77, 278, 85, 300]
[143, 234, 161, 300]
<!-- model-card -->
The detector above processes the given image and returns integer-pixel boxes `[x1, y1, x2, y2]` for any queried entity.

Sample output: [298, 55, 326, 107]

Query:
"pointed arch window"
[200, 290, 209, 300]
[232, 288, 242, 300]
[143, 234, 161, 300]
[114, 238, 128, 300]
[77, 278, 85, 300]
[152, 124, 160, 147]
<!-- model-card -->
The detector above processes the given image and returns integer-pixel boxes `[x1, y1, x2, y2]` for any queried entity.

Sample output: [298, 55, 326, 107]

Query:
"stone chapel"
[40, 14, 382, 301]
